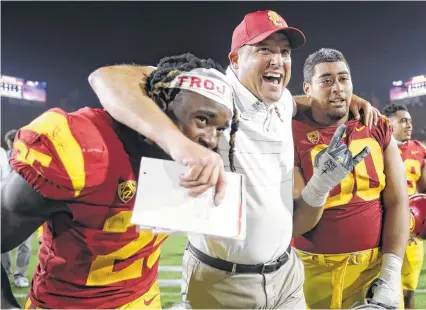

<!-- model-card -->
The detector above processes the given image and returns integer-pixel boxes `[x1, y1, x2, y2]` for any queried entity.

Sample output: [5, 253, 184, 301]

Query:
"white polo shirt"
[188, 67, 295, 264]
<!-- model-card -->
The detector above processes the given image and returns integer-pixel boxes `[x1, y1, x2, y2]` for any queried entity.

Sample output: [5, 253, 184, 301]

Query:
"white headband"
[166, 68, 234, 114]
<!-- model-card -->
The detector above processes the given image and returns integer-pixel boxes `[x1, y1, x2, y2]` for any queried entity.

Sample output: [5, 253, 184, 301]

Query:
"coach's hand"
[301, 124, 370, 208]
[169, 136, 226, 206]
[350, 95, 380, 129]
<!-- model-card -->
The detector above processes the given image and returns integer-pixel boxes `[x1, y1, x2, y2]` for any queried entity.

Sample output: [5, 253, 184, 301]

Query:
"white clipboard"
[131, 157, 246, 240]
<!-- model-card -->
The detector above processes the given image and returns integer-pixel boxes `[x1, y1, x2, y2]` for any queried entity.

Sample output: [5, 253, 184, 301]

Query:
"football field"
[9, 235, 426, 309]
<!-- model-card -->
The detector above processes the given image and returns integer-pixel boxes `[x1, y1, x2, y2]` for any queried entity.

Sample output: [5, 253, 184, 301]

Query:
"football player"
[1, 53, 237, 309]
[383, 102, 426, 309]
[292, 48, 410, 309]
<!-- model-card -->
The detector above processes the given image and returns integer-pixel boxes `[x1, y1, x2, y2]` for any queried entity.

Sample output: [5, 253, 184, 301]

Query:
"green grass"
[9, 235, 426, 308]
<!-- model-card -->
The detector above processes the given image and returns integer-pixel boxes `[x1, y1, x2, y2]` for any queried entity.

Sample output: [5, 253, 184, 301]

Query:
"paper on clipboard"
[131, 157, 246, 240]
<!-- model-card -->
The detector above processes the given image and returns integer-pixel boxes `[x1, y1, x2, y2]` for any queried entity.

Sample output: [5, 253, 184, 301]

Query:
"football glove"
[301, 124, 370, 207]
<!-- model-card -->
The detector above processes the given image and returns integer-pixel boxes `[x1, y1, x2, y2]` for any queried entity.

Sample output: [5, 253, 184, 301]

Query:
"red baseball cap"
[230, 10, 306, 52]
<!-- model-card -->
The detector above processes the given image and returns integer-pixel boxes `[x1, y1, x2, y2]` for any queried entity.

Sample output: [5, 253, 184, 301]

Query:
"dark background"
[2, 1, 426, 146]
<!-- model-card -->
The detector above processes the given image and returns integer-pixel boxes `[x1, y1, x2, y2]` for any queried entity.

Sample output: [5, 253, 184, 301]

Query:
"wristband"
[301, 174, 329, 208]
[380, 253, 402, 285]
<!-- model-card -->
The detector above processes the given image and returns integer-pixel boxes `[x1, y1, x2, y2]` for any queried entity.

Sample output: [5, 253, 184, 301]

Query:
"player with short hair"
[383, 102, 426, 309]
[292, 48, 410, 309]
[1, 53, 236, 309]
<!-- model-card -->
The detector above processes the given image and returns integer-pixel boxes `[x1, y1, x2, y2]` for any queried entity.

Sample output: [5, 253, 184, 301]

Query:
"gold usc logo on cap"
[267, 11, 283, 27]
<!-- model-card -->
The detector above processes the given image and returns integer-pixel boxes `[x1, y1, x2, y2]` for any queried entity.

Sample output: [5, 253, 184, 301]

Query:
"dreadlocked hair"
[145, 53, 225, 111]
[228, 103, 239, 172]
[144, 52, 239, 172]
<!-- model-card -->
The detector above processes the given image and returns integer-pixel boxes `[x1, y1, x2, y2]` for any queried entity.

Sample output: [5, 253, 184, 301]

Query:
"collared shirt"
[188, 67, 295, 264]
[0, 147, 11, 181]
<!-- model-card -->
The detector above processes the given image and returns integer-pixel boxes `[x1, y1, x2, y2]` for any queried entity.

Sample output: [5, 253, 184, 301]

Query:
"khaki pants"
[181, 246, 306, 309]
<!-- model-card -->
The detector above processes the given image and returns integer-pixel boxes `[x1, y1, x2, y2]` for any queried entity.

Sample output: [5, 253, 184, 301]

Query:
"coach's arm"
[88, 65, 227, 205]
[88, 66, 177, 152]
[1, 172, 69, 309]
[293, 94, 380, 129]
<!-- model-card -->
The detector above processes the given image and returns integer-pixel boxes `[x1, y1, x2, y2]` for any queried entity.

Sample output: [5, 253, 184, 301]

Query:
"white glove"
[301, 124, 370, 207]
[366, 253, 402, 309]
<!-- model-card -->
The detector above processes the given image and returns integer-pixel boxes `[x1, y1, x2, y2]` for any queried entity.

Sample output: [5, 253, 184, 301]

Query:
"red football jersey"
[399, 140, 426, 195]
[292, 115, 392, 254]
[10, 107, 168, 309]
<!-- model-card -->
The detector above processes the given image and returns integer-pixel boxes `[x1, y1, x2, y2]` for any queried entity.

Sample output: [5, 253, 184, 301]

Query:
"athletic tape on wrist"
[301, 178, 329, 208]
[380, 253, 402, 285]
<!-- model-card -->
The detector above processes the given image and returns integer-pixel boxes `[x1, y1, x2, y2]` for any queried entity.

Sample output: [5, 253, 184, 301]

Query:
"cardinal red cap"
[231, 10, 306, 52]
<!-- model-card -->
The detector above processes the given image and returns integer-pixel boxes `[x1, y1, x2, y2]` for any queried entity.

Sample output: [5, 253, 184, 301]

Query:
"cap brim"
[245, 26, 306, 50]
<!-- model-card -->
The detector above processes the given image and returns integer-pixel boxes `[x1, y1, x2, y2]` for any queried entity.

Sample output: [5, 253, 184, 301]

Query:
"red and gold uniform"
[292, 115, 395, 309]
[399, 140, 426, 291]
[10, 107, 167, 309]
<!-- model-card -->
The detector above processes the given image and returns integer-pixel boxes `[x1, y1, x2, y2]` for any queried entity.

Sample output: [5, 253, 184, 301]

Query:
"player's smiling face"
[391, 110, 413, 142]
[230, 32, 292, 104]
[305, 61, 353, 125]
[169, 90, 232, 150]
